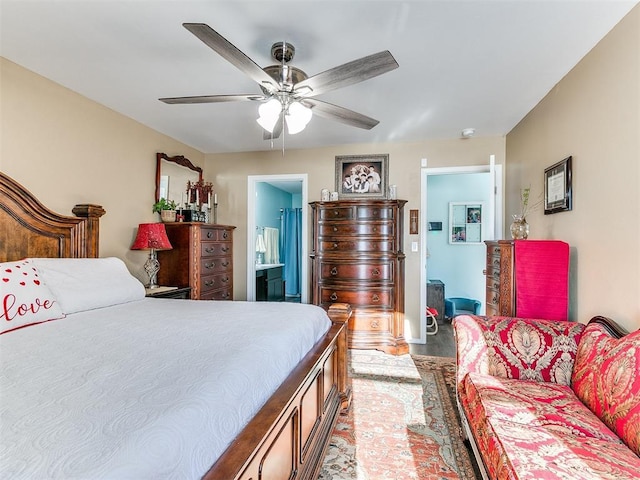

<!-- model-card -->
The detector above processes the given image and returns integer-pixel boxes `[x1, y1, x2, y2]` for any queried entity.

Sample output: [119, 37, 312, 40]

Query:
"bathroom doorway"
[247, 174, 309, 303]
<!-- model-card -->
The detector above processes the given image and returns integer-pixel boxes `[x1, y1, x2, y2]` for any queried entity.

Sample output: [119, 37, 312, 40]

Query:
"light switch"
[411, 241, 418, 252]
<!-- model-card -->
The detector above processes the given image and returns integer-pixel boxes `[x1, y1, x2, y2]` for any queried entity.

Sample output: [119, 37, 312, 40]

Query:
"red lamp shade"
[131, 223, 172, 251]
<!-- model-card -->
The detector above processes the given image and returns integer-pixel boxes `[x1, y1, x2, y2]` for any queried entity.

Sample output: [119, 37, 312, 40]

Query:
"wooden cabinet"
[310, 200, 408, 355]
[158, 223, 235, 300]
[484, 240, 515, 316]
[427, 279, 445, 323]
[485, 239, 570, 320]
[256, 266, 285, 302]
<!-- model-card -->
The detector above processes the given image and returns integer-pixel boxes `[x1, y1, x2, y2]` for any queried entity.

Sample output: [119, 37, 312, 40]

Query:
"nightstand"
[145, 286, 192, 299]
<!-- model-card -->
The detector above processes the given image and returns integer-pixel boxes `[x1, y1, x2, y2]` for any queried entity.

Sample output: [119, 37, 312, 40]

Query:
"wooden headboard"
[0, 172, 105, 262]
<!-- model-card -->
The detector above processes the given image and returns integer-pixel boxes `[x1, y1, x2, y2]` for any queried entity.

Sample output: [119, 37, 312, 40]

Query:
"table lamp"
[131, 223, 172, 289]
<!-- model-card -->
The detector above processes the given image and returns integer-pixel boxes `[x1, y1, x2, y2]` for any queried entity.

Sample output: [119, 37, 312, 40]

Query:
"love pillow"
[0, 259, 64, 334]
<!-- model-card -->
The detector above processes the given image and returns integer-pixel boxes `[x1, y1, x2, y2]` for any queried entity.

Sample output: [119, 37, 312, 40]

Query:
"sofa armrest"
[453, 315, 586, 390]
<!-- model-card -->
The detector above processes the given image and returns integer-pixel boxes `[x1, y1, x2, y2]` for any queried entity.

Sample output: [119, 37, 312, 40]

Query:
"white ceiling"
[1, 1, 636, 154]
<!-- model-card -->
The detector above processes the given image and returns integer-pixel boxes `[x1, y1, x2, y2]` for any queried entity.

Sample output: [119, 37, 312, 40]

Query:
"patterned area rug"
[319, 351, 479, 479]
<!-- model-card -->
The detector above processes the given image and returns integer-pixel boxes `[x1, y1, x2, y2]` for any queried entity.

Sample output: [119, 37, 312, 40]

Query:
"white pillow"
[30, 257, 145, 314]
[0, 259, 65, 334]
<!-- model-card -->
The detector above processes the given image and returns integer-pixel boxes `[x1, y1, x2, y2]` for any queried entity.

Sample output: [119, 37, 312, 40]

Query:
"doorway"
[247, 174, 309, 303]
[415, 163, 503, 343]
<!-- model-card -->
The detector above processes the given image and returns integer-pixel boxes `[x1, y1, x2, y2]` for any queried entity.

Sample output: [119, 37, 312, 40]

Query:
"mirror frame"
[155, 153, 203, 203]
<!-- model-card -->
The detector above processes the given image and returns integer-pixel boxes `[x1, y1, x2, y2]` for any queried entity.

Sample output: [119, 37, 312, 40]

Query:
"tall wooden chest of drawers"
[158, 223, 235, 300]
[310, 200, 408, 355]
[484, 240, 515, 316]
[485, 239, 570, 319]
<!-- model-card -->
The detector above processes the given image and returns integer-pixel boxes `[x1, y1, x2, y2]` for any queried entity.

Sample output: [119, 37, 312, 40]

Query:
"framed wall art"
[335, 154, 389, 199]
[449, 202, 485, 244]
[544, 156, 572, 214]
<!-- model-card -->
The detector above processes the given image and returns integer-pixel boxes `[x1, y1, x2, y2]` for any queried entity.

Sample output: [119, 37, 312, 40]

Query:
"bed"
[0, 171, 352, 480]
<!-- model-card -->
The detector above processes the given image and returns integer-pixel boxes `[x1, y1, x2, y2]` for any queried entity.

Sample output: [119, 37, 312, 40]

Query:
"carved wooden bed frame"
[0, 171, 352, 480]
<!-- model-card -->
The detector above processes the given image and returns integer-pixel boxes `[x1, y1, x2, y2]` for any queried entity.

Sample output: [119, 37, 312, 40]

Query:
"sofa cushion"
[572, 321, 640, 456]
[461, 373, 640, 479]
[454, 316, 585, 392]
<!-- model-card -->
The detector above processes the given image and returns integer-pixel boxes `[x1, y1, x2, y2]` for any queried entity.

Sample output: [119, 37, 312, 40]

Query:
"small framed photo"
[544, 156, 572, 214]
[335, 154, 389, 199]
[449, 202, 485, 244]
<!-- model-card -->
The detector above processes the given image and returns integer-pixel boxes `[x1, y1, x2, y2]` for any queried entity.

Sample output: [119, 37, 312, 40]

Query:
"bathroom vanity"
[256, 263, 285, 302]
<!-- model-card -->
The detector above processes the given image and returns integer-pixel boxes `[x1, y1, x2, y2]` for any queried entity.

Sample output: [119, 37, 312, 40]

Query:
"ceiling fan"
[159, 23, 399, 139]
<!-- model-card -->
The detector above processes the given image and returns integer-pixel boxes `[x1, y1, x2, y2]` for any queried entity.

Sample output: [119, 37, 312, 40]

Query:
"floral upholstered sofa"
[453, 314, 640, 480]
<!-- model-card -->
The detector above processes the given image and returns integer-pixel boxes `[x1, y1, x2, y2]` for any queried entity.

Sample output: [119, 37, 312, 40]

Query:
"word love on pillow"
[1, 259, 64, 334]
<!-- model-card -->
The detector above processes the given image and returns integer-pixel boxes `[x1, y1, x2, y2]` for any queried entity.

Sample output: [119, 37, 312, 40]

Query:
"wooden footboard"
[203, 303, 352, 480]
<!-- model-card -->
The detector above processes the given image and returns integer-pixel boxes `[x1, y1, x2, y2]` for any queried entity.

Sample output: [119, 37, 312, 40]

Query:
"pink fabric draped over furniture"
[515, 240, 569, 320]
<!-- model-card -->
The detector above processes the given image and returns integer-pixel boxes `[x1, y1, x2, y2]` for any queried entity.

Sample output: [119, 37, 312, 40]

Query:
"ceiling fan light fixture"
[257, 98, 282, 132]
[285, 101, 312, 134]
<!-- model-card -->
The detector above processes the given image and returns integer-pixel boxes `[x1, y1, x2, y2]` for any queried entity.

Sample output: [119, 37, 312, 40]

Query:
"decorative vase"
[510, 214, 529, 240]
[160, 210, 176, 223]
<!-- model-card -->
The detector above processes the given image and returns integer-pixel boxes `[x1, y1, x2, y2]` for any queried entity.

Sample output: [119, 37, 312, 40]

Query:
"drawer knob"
[205, 246, 215, 253]
[222, 292, 230, 299]
[371, 320, 380, 328]
[493, 259, 500, 266]
[334, 210, 339, 216]
[221, 261, 230, 267]
[222, 277, 229, 283]
[333, 226, 338, 232]
[330, 292, 338, 301]
[223, 232, 229, 239]
[330, 267, 338, 276]
[205, 262, 215, 269]
[207, 231, 213, 239]
[372, 268, 380, 276]
[221, 246, 229, 253]
[332, 243, 338, 249]
[372, 294, 380, 302]
[205, 279, 215, 287]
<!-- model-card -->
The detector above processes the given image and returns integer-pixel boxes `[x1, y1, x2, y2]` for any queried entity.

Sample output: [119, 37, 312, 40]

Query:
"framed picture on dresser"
[335, 154, 388, 199]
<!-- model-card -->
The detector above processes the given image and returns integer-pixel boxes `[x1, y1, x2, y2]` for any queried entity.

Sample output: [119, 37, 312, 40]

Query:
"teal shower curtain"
[282, 208, 302, 297]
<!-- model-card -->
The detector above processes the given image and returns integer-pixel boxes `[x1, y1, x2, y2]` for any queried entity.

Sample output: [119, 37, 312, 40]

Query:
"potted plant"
[153, 198, 177, 222]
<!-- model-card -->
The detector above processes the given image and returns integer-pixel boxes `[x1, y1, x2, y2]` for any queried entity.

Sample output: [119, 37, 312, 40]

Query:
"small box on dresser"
[157, 223, 235, 300]
[310, 199, 408, 355]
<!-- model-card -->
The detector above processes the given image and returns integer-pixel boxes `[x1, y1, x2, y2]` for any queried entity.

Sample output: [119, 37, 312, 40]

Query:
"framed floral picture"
[335, 154, 389, 199]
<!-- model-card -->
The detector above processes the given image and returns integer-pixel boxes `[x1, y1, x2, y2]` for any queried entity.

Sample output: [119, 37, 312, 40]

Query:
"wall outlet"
[411, 241, 419, 252]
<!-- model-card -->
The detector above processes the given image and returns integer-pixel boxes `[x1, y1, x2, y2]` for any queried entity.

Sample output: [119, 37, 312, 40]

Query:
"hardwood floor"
[409, 320, 456, 358]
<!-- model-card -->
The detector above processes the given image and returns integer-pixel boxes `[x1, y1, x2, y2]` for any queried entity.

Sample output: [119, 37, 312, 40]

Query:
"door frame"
[246, 174, 309, 303]
[414, 162, 503, 343]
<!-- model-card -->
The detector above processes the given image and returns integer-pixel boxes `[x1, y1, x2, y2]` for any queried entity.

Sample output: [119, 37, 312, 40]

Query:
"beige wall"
[1, 58, 204, 280]
[206, 137, 505, 339]
[505, 5, 640, 331]
[4, 3, 636, 335]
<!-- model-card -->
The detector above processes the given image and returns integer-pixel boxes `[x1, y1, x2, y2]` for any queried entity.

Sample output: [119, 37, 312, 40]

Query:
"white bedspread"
[0, 299, 331, 479]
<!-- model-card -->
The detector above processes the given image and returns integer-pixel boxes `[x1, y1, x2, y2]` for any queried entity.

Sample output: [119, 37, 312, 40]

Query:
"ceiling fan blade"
[302, 99, 379, 129]
[294, 51, 398, 98]
[160, 94, 265, 104]
[263, 113, 284, 140]
[183, 23, 279, 93]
